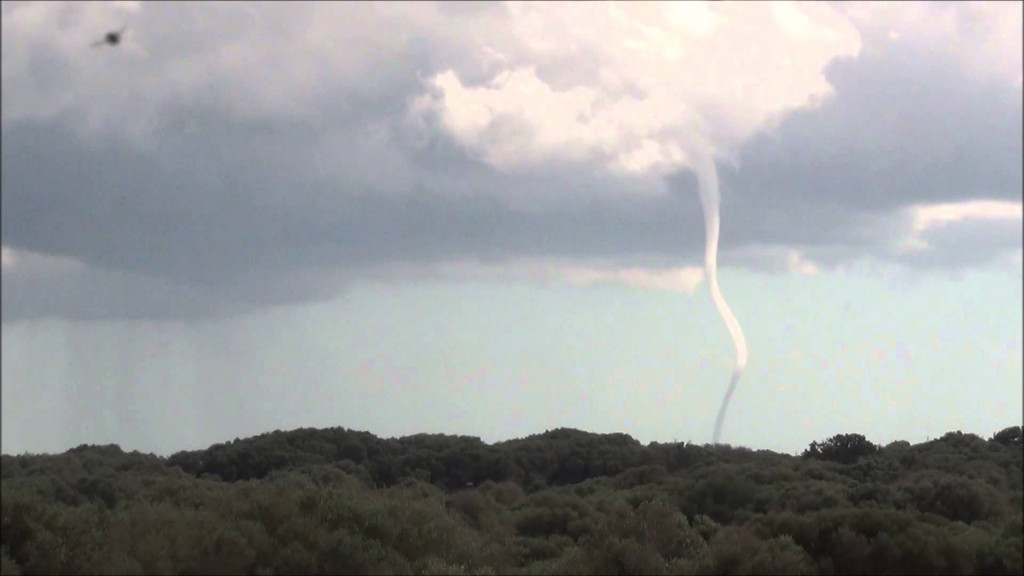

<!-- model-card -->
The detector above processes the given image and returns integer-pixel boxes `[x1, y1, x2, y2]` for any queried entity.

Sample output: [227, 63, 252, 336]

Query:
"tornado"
[691, 153, 748, 445]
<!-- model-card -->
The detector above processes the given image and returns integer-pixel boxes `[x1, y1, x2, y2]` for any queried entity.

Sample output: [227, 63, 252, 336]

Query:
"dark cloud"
[1, 261, 253, 323]
[725, 40, 1022, 213]
[1, 121, 708, 274]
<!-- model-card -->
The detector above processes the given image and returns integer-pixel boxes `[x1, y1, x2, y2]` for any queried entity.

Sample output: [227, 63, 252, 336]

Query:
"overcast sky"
[2, 0, 1021, 456]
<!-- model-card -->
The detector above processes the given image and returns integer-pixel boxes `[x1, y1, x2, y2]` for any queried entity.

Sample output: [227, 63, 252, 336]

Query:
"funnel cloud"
[692, 152, 749, 445]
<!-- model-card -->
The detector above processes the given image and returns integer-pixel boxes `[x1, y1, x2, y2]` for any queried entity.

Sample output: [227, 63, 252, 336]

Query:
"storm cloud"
[2, 0, 1020, 322]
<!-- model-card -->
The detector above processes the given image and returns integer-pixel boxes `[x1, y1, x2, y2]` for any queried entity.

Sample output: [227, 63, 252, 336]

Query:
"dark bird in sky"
[92, 26, 126, 48]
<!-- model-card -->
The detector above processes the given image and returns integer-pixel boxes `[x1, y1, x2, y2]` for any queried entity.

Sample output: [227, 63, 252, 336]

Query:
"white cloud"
[911, 200, 1023, 232]
[721, 244, 830, 277]
[109, 1, 141, 12]
[560, 264, 706, 293]
[411, 1, 861, 176]
[786, 250, 820, 276]
[1, 246, 16, 269]
[901, 200, 1023, 253]
[428, 257, 705, 294]
[0, 245, 84, 276]
[664, 2, 720, 38]
[411, 67, 613, 170]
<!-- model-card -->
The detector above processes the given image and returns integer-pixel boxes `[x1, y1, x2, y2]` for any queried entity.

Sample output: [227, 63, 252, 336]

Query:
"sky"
[2, 0, 1021, 457]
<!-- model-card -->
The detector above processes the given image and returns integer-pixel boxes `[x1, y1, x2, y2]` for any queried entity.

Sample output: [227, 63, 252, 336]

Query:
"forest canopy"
[2, 425, 1021, 575]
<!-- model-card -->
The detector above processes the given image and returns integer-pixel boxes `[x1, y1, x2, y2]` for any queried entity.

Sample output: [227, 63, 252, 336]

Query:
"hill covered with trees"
[2, 425, 1021, 575]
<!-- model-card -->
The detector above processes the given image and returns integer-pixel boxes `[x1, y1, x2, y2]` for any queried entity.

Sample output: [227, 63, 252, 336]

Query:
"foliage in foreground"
[1, 425, 1021, 575]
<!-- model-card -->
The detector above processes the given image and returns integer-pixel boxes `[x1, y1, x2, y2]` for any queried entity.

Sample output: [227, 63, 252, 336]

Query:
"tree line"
[2, 425, 1021, 575]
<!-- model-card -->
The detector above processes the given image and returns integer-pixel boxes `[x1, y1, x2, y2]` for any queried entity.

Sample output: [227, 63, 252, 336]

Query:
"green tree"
[803, 434, 880, 465]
